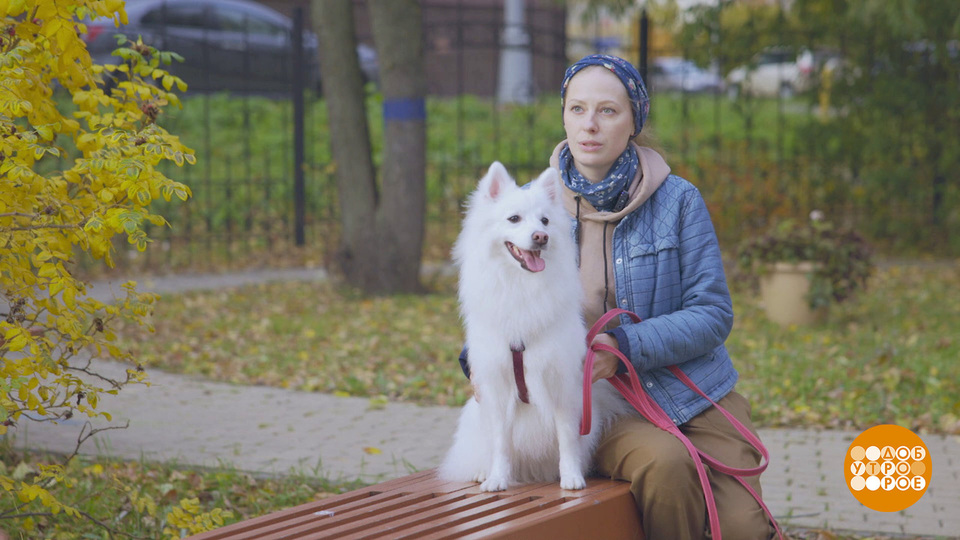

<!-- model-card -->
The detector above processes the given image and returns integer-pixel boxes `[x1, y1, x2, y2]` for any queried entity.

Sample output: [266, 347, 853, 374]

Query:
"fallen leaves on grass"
[113, 280, 470, 406]
[111, 264, 960, 435]
[0, 447, 365, 538]
[731, 264, 960, 435]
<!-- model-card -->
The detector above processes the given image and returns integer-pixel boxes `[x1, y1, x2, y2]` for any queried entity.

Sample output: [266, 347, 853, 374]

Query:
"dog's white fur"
[439, 162, 629, 491]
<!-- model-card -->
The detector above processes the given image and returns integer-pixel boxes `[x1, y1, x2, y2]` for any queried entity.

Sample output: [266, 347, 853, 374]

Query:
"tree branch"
[64, 363, 128, 389]
[73, 420, 131, 461]
[1, 224, 81, 232]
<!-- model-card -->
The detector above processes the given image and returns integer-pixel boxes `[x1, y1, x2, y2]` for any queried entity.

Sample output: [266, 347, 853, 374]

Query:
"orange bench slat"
[187, 469, 642, 540]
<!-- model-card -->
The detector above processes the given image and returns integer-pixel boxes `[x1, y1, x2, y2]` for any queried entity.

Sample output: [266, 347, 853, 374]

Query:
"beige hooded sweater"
[549, 141, 672, 329]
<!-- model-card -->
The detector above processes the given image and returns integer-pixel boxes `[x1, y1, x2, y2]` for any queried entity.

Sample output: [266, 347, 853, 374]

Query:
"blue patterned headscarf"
[558, 55, 646, 212]
[561, 54, 650, 138]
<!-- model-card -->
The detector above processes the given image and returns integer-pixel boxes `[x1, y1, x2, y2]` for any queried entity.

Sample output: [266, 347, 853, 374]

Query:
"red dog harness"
[511, 343, 530, 403]
[581, 309, 784, 540]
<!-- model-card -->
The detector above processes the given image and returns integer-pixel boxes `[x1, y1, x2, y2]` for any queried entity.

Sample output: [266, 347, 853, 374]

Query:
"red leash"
[581, 309, 783, 540]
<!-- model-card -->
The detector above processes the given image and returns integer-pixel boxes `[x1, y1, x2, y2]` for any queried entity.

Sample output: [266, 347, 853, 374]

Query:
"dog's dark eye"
[541, 217, 549, 225]
[508, 215, 521, 223]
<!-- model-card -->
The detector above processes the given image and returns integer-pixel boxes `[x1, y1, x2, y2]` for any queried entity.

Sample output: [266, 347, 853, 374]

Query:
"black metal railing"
[62, 1, 958, 276]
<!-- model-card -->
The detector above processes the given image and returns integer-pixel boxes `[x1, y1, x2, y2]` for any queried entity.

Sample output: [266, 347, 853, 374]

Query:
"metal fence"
[85, 2, 958, 275]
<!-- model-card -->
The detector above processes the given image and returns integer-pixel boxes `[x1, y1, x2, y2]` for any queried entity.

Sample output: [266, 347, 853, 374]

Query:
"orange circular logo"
[844, 424, 932, 512]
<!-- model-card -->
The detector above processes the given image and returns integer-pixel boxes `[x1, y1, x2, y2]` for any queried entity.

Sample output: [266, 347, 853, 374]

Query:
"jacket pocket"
[628, 235, 678, 257]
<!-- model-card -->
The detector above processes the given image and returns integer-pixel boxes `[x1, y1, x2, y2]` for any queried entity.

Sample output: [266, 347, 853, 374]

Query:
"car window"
[142, 4, 209, 29]
[757, 51, 793, 65]
[213, 6, 287, 37]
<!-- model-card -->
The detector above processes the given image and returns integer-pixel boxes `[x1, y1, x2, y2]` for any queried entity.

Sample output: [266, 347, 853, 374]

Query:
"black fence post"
[638, 9, 649, 82]
[292, 7, 306, 247]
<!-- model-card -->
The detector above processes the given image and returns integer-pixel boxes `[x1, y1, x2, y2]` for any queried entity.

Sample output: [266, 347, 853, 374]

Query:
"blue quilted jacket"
[461, 148, 739, 427]
[603, 174, 738, 426]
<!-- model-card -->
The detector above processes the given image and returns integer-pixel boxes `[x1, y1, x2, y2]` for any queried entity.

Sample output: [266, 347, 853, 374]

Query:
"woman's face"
[562, 66, 634, 183]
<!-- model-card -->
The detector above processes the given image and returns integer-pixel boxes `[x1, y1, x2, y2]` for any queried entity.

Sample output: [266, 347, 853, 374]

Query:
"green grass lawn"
[729, 263, 960, 435]
[110, 262, 960, 436]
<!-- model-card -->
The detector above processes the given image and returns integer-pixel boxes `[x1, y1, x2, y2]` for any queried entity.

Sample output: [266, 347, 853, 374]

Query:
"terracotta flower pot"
[758, 261, 827, 326]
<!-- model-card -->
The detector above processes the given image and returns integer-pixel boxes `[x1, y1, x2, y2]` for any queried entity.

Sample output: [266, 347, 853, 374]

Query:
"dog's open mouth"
[505, 242, 545, 272]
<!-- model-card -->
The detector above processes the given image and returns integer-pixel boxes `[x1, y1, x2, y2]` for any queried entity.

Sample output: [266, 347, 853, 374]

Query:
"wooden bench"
[188, 469, 642, 539]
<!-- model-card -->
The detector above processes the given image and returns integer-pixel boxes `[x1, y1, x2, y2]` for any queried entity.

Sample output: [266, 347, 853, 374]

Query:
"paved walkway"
[6, 270, 960, 538]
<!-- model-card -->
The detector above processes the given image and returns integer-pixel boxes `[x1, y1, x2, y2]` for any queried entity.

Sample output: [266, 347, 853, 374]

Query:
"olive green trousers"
[594, 391, 776, 540]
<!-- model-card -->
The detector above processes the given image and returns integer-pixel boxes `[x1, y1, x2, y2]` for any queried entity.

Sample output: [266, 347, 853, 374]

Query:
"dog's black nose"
[532, 231, 548, 247]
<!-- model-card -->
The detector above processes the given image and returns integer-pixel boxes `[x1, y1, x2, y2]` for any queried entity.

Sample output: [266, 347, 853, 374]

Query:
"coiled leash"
[580, 309, 784, 540]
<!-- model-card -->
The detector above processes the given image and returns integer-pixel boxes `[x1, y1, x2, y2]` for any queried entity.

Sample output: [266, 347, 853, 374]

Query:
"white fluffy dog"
[439, 162, 627, 492]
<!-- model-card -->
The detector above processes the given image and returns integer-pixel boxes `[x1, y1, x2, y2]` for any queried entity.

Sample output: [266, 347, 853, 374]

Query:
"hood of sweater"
[549, 140, 672, 327]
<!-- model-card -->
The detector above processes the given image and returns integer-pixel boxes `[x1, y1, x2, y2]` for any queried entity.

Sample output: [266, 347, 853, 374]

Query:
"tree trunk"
[313, 0, 426, 295]
[368, 0, 427, 293]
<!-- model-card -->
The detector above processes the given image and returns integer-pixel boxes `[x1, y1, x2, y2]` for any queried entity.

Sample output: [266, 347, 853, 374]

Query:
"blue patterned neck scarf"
[559, 144, 638, 212]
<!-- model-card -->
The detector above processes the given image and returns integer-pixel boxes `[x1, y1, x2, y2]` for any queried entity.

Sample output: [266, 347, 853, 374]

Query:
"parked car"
[82, 0, 378, 95]
[647, 57, 722, 94]
[725, 47, 814, 99]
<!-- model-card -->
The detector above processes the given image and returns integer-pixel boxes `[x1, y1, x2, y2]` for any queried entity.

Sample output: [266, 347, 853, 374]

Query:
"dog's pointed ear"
[533, 167, 562, 203]
[479, 161, 514, 200]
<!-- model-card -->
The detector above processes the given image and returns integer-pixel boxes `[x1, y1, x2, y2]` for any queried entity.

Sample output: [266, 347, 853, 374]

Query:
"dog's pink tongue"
[523, 251, 545, 272]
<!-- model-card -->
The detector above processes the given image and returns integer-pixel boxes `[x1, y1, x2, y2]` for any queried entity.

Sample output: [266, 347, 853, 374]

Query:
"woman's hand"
[589, 333, 623, 383]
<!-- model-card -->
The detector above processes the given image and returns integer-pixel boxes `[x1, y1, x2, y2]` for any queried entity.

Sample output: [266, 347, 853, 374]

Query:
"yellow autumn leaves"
[1, 0, 203, 536]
